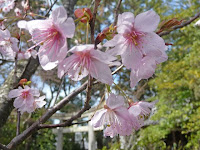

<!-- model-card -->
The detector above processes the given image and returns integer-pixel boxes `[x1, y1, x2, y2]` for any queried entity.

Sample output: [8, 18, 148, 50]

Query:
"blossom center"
[75, 51, 92, 75]
[29, 25, 62, 55]
[22, 91, 30, 99]
[124, 30, 144, 46]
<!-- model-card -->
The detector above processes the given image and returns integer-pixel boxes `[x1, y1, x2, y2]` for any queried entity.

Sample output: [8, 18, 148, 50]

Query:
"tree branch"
[0, 143, 9, 150]
[113, 0, 122, 26]
[89, 0, 101, 44]
[159, 11, 200, 37]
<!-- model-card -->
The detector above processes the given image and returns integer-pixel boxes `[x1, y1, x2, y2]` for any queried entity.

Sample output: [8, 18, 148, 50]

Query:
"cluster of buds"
[95, 24, 117, 47]
[18, 78, 31, 87]
[74, 8, 93, 23]
[157, 18, 184, 34]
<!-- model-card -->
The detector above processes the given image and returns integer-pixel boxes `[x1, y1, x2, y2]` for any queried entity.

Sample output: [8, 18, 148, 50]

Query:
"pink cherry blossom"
[91, 93, 139, 137]
[128, 100, 157, 127]
[58, 45, 118, 85]
[14, 8, 22, 17]
[104, 10, 168, 87]
[17, 6, 75, 70]
[18, 49, 37, 60]
[0, 29, 19, 59]
[8, 85, 46, 113]
[0, 0, 15, 13]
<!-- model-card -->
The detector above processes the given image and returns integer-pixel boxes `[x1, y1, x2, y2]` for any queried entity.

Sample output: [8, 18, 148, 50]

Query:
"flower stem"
[113, 82, 128, 99]
[86, 21, 89, 44]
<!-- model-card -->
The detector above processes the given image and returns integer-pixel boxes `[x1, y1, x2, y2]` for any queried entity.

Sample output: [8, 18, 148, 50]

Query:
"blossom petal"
[121, 45, 142, 69]
[91, 109, 106, 128]
[89, 59, 113, 85]
[90, 49, 117, 64]
[35, 95, 46, 108]
[134, 10, 160, 32]
[8, 88, 23, 98]
[13, 97, 24, 108]
[139, 32, 166, 56]
[106, 93, 125, 109]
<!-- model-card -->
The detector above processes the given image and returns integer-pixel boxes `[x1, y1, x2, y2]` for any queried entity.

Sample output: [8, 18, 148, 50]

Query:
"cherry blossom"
[91, 93, 139, 137]
[8, 85, 46, 113]
[128, 100, 157, 127]
[0, 0, 15, 13]
[104, 10, 168, 87]
[18, 49, 37, 60]
[17, 6, 75, 70]
[0, 29, 19, 59]
[14, 8, 22, 17]
[58, 45, 118, 85]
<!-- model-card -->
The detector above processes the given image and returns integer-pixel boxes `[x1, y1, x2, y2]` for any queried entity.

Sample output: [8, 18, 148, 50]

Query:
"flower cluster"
[9, 85, 46, 114]
[91, 93, 156, 137]
[18, 6, 75, 70]
[5, 5, 167, 136]
[0, 0, 15, 13]
[0, 28, 19, 59]
[104, 10, 168, 87]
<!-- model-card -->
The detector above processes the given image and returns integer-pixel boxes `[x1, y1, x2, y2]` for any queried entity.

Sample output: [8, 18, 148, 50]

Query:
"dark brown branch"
[159, 11, 200, 37]
[45, 0, 58, 17]
[90, 0, 101, 44]
[113, 0, 122, 26]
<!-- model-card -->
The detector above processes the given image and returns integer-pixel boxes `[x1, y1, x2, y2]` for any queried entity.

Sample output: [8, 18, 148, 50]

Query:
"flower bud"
[74, 8, 93, 23]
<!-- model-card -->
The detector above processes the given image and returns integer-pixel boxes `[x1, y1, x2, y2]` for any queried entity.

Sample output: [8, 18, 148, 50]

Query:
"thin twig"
[89, 0, 101, 44]
[45, 0, 58, 17]
[159, 11, 200, 37]
[52, 75, 65, 106]
[113, 0, 122, 26]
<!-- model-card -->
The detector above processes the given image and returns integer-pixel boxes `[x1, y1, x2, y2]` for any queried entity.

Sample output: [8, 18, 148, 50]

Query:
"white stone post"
[56, 127, 63, 150]
[88, 121, 96, 150]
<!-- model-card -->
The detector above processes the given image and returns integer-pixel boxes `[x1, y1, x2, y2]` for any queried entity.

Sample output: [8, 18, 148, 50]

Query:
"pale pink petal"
[121, 45, 142, 69]
[69, 66, 89, 81]
[117, 12, 134, 34]
[18, 20, 52, 34]
[30, 88, 40, 97]
[50, 6, 75, 38]
[106, 93, 125, 109]
[38, 54, 58, 70]
[89, 59, 113, 85]
[58, 17, 75, 38]
[68, 45, 93, 53]
[106, 43, 127, 56]
[35, 95, 46, 108]
[117, 12, 135, 27]
[103, 34, 126, 47]
[8, 88, 23, 98]
[130, 70, 141, 88]
[13, 97, 24, 108]
[134, 10, 160, 32]
[90, 49, 117, 64]
[104, 126, 117, 138]
[56, 42, 68, 63]
[91, 109, 106, 128]
[129, 105, 142, 117]
[138, 32, 165, 56]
